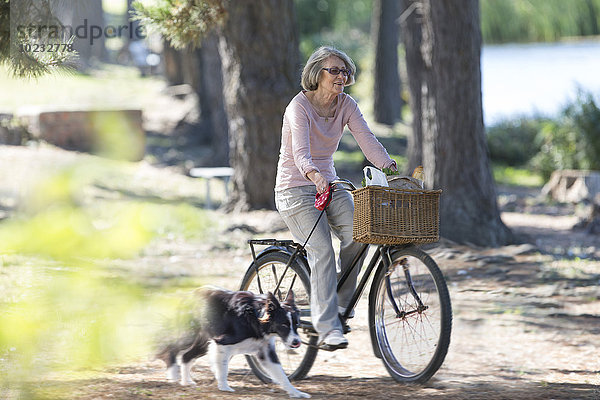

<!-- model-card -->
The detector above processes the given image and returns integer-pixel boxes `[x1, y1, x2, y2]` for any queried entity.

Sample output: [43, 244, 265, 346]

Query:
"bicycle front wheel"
[369, 245, 452, 383]
[240, 251, 318, 381]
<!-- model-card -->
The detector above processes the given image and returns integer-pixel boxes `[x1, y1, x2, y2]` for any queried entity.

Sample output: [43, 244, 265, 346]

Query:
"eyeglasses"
[322, 67, 351, 77]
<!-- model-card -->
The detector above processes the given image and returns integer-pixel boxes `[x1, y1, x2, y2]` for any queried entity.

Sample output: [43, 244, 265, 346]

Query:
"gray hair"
[301, 46, 356, 91]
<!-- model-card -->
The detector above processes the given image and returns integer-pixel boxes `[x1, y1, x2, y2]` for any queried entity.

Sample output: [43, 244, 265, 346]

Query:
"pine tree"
[1, 0, 77, 78]
[132, 0, 226, 50]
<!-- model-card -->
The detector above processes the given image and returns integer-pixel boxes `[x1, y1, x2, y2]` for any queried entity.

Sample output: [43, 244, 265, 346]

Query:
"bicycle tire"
[368, 245, 452, 383]
[239, 251, 318, 382]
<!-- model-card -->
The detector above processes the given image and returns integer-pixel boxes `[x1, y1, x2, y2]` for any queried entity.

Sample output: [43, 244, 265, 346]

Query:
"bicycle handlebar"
[330, 178, 357, 192]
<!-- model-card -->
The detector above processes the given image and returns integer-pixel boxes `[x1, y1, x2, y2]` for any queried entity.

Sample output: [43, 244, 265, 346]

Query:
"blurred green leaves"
[91, 111, 146, 162]
[0, 162, 209, 260]
[0, 157, 210, 397]
[0, 204, 150, 260]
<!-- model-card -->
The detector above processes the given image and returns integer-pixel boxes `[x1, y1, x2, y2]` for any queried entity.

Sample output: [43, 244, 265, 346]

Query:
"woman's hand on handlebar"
[307, 170, 328, 194]
[331, 179, 357, 191]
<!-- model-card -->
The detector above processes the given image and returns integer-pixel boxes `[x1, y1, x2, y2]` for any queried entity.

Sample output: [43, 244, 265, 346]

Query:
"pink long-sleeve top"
[275, 91, 396, 191]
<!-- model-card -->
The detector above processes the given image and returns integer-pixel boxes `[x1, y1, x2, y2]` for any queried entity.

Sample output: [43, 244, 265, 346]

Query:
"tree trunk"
[180, 35, 228, 165]
[197, 33, 229, 165]
[420, 0, 512, 246]
[57, 0, 106, 69]
[219, 0, 300, 211]
[372, 0, 403, 125]
[399, 0, 424, 173]
[162, 34, 228, 165]
[76, 0, 106, 66]
[162, 41, 185, 85]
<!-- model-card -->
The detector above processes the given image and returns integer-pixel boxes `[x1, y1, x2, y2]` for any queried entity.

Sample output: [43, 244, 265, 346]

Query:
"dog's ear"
[259, 292, 280, 324]
[267, 292, 281, 309]
[284, 290, 295, 305]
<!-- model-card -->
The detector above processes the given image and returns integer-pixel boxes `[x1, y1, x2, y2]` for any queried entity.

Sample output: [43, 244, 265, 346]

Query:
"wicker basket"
[352, 186, 441, 245]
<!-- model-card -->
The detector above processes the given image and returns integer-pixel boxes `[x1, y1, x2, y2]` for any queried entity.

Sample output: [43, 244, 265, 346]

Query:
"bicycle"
[239, 179, 452, 384]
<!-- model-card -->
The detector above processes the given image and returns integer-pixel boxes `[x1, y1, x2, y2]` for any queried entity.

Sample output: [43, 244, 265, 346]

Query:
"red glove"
[314, 184, 333, 211]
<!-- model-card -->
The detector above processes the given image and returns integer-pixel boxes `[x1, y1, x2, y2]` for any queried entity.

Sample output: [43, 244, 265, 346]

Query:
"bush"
[531, 91, 600, 180]
[486, 117, 546, 166]
[570, 91, 600, 170]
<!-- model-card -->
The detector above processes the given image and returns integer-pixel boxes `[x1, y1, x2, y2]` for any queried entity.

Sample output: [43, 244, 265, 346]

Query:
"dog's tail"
[155, 342, 181, 367]
[179, 330, 210, 365]
[156, 329, 210, 367]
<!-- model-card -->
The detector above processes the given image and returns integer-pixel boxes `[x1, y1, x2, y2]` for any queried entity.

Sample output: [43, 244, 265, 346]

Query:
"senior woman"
[274, 46, 397, 350]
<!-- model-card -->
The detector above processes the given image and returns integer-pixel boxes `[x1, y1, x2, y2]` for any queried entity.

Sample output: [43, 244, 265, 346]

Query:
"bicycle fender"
[254, 245, 311, 273]
[367, 244, 426, 360]
[368, 260, 388, 359]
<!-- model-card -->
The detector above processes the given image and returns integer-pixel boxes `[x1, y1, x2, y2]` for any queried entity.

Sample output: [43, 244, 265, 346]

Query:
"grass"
[493, 164, 544, 187]
[0, 64, 165, 113]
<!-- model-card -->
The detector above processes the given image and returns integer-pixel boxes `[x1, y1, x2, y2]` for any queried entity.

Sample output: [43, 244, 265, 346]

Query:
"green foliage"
[480, 0, 600, 43]
[486, 117, 547, 166]
[132, 0, 226, 49]
[569, 91, 600, 169]
[487, 91, 600, 183]
[531, 91, 600, 180]
[382, 167, 399, 176]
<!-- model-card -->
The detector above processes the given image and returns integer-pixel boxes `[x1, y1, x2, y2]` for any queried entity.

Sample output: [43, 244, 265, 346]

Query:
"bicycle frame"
[248, 239, 424, 338]
[336, 243, 426, 322]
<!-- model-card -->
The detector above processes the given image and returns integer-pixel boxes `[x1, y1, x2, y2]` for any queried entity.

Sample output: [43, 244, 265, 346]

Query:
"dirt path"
[1, 145, 599, 399]
[50, 212, 600, 399]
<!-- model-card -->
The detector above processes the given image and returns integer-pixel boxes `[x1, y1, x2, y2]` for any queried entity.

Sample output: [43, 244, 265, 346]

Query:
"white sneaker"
[321, 330, 348, 349]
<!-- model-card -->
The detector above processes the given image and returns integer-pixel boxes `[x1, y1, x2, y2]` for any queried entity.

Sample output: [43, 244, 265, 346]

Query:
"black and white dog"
[156, 288, 310, 398]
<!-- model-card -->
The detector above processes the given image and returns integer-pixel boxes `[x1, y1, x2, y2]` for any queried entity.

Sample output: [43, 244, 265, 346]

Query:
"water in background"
[481, 39, 600, 125]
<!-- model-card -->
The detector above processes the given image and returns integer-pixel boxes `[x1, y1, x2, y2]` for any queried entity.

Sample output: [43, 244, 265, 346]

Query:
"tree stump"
[17, 108, 145, 161]
[546, 171, 600, 234]
[542, 170, 600, 203]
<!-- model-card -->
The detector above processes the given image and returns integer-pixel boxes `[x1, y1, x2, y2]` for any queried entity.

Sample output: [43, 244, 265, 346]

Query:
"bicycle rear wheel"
[369, 245, 452, 383]
[239, 251, 318, 381]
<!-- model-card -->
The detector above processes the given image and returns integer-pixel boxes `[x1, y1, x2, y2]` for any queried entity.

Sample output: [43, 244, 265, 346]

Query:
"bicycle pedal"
[338, 314, 351, 334]
[342, 323, 351, 334]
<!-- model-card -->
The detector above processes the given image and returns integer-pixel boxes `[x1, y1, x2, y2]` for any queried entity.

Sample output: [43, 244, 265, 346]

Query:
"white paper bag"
[363, 166, 389, 187]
